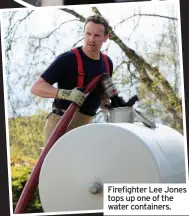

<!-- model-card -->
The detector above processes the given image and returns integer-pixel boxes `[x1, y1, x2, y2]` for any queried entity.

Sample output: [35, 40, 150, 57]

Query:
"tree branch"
[62, 6, 182, 128]
[114, 12, 177, 29]
[60, 8, 86, 22]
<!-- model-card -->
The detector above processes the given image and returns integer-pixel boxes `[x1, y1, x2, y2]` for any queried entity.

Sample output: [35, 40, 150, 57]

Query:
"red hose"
[14, 74, 104, 214]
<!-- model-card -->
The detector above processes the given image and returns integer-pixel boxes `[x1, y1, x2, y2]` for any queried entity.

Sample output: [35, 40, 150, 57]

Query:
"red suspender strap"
[102, 53, 110, 76]
[73, 48, 84, 88]
[73, 48, 110, 88]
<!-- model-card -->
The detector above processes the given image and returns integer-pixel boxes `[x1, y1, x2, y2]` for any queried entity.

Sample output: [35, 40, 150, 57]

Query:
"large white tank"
[38, 122, 186, 212]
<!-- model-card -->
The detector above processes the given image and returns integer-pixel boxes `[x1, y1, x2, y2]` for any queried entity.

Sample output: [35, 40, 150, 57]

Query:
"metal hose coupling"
[100, 74, 119, 99]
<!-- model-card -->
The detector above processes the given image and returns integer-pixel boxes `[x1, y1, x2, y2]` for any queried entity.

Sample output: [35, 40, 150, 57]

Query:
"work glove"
[105, 95, 127, 109]
[105, 95, 139, 109]
[56, 88, 86, 107]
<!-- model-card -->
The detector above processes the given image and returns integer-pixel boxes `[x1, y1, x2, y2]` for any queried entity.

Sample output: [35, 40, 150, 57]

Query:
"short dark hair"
[84, 15, 109, 35]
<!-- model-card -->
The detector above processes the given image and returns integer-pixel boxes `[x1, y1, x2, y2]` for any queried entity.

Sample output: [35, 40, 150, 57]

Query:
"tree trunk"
[61, 7, 183, 130]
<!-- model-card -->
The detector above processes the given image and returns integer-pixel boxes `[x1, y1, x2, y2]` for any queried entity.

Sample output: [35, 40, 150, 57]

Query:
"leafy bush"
[9, 114, 46, 160]
[11, 165, 43, 213]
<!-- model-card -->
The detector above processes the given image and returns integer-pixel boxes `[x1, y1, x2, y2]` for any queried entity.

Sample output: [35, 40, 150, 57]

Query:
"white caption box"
[103, 184, 189, 215]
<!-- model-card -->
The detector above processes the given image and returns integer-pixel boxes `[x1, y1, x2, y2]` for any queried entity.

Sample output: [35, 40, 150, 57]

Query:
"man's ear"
[104, 34, 109, 42]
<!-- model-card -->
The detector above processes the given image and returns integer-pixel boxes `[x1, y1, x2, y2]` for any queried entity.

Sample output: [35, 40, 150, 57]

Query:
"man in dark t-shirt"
[31, 15, 113, 144]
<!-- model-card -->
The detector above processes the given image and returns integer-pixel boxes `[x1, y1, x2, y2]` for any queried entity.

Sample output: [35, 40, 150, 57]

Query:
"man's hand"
[57, 88, 86, 107]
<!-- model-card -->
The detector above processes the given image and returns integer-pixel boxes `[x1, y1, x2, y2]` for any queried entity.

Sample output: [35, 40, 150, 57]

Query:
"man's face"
[83, 21, 109, 53]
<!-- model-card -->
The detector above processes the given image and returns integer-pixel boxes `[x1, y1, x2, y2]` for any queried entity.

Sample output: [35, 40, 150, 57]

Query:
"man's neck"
[82, 46, 100, 60]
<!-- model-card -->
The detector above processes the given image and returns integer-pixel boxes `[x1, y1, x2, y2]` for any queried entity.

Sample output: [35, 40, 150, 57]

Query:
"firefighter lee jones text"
[108, 185, 187, 194]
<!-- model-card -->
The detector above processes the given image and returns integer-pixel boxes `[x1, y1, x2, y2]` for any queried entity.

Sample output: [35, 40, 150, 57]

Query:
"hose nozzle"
[100, 74, 119, 99]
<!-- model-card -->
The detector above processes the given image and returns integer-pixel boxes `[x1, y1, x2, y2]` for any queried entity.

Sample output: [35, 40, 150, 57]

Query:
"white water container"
[38, 123, 186, 212]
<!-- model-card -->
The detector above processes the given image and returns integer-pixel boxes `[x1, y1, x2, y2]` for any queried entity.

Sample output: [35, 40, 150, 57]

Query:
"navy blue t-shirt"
[41, 46, 113, 116]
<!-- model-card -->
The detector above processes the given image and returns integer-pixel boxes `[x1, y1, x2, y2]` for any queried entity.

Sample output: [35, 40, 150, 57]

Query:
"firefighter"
[31, 15, 113, 144]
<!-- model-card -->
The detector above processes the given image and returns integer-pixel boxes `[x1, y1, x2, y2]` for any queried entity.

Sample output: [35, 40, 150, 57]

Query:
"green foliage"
[11, 165, 43, 213]
[9, 113, 47, 159]
[9, 113, 47, 213]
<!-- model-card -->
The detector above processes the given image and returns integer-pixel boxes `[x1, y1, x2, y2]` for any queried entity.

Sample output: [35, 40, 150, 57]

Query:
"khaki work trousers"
[44, 111, 93, 145]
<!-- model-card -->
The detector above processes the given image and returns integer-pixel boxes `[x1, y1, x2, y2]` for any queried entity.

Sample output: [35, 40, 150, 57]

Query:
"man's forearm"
[31, 78, 58, 98]
[31, 77, 86, 107]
